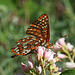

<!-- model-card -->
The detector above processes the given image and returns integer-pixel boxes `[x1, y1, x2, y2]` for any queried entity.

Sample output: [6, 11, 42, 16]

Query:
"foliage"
[0, 0, 75, 75]
[60, 69, 75, 75]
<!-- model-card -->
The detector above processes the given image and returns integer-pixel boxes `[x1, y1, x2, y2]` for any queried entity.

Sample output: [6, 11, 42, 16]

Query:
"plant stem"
[49, 66, 52, 75]
[72, 53, 75, 61]
[63, 47, 74, 63]
[42, 66, 46, 75]
[41, 58, 46, 75]
[68, 54, 74, 63]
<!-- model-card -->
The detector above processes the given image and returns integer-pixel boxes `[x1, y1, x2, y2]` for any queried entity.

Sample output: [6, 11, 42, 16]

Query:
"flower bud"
[21, 62, 29, 72]
[64, 62, 75, 69]
[53, 43, 61, 51]
[58, 53, 66, 59]
[43, 49, 55, 61]
[28, 61, 34, 69]
[28, 55, 34, 69]
[67, 43, 74, 51]
[37, 46, 45, 60]
[36, 66, 42, 74]
[58, 38, 66, 46]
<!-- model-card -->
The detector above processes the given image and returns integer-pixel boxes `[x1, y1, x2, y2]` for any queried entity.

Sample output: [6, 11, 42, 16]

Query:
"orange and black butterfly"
[11, 14, 53, 58]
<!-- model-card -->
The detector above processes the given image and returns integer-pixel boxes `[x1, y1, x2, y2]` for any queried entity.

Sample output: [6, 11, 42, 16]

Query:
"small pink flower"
[37, 46, 45, 60]
[43, 49, 55, 61]
[36, 66, 42, 74]
[53, 64, 59, 71]
[53, 64, 56, 67]
[52, 64, 59, 73]
[56, 67, 59, 70]
[58, 53, 66, 59]
[21, 62, 29, 72]
[58, 38, 66, 46]
[53, 43, 61, 51]
[28, 55, 34, 69]
[67, 43, 74, 50]
[53, 38, 65, 51]
[28, 61, 34, 69]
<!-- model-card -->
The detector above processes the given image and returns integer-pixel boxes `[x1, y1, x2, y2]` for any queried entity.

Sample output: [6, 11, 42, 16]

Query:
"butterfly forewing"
[26, 14, 50, 42]
[11, 14, 50, 57]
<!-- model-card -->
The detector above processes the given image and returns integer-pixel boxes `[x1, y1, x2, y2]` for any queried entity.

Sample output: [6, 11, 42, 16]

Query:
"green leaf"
[60, 69, 75, 75]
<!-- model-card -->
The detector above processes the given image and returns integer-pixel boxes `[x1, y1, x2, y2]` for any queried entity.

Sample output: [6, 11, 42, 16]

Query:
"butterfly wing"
[11, 37, 44, 56]
[11, 14, 50, 57]
[26, 14, 50, 42]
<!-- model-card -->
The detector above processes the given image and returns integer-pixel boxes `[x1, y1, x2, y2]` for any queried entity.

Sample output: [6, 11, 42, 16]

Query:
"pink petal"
[28, 61, 34, 69]
[53, 64, 59, 71]
[58, 38, 66, 46]
[37, 46, 45, 60]
[67, 43, 74, 50]
[43, 49, 55, 61]
[53, 44, 61, 51]
[21, 62, 28, 72]
[58, 53, 66, 59]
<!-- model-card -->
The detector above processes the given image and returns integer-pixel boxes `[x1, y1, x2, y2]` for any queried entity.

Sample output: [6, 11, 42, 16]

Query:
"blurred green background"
[0, 0, 75, 75]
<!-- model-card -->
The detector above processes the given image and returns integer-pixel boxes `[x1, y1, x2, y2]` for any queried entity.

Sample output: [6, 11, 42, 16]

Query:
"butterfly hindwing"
[11, 37, 48, 56]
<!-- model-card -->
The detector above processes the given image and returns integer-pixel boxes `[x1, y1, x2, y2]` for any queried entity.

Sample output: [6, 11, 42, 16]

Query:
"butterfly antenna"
[62, 34, 68, 38]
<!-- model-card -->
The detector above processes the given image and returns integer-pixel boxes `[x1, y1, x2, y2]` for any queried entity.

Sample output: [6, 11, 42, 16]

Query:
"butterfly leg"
[50, 42, 54, 49]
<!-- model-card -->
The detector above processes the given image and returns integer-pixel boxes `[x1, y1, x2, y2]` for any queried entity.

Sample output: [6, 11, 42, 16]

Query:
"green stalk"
[42, 66, 46, 75]
[63, 46, 74, 63]
[68, 54, 74, 63]
[49, 66, 52, 75]
[41, 58, 46, 75]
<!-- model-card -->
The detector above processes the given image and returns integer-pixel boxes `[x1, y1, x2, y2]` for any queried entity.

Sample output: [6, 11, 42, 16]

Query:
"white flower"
[64, 62, 75, 69]
[28, 60, 34, 69]
[28, 55, 34, 69]
[67, 43, 74, 50]
[36, 66, 42, 74]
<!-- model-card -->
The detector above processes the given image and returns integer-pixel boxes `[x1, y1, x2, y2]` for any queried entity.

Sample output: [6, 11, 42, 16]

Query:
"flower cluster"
[53, 38, 75, 69]
[20, 38, 75, 74]
[21, 46, 60, 75]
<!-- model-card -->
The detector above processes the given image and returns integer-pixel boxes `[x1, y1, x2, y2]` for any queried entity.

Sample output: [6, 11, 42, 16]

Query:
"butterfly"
[11, 14, 54, 58]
